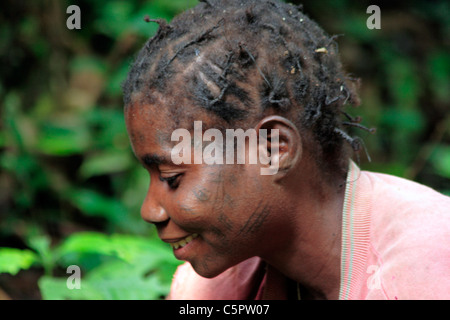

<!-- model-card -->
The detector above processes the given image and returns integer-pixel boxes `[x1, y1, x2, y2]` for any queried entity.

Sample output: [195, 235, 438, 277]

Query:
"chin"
[190, 262, 227, 279]
[189, 257, 237, 279]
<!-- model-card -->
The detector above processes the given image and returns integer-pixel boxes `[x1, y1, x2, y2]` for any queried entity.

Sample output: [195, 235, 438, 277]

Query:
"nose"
[140, 187, 169, 224]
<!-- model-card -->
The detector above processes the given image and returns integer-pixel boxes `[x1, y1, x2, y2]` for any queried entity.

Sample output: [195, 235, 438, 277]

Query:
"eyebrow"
[141, 153, 172, 167]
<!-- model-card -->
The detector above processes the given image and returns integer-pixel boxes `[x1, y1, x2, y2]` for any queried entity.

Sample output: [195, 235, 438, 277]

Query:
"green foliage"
[0, 248, 37, 276]
[0, 231, 182, 300]
[37, 232, 181, 300]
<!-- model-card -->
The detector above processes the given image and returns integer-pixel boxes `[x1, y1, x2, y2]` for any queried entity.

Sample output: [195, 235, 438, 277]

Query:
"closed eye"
[159, 174, 182, 189]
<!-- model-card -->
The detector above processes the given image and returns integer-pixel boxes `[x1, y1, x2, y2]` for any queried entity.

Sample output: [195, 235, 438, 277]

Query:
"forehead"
[125, 102, 170, 148]
[125, 97, 223, 158]
[126, 90, 224, 132]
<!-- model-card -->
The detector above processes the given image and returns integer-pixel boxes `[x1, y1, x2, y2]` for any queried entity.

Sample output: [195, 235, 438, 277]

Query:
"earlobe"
[256, 116, 302, 178]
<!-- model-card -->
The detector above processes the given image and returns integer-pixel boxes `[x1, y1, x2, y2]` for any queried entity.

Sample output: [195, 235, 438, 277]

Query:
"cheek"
[170, 183, 216, 228]
[173, 192, 205, 221]
[170, 165, 268, 239]
[170, 171, 235, 230]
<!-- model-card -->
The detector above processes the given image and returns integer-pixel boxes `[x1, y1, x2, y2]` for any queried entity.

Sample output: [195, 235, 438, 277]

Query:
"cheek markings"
[192, 187, 211, 202]
[208, 170, 235, 232]
[210, 225, 226, 240]
[179, 203, 198, 215]
[218, 208, 234, 232]
[237, 200, 271, 237]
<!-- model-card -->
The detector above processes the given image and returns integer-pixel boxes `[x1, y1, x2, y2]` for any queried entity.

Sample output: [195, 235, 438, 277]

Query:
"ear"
[255, 116, 302, 179]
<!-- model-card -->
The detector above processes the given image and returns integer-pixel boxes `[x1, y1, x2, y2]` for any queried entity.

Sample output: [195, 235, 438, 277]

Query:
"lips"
[163, 233, 199, 249]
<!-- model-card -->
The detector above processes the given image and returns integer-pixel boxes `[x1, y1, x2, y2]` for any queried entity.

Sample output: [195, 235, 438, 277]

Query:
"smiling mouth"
[169, 233, 199, 249]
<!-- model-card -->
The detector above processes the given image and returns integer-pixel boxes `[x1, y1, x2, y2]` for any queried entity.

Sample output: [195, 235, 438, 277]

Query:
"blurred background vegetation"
[0, 0, 448, 300]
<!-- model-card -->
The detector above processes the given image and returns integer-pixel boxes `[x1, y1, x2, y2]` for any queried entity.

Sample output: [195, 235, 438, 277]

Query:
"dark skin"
[125, 100, 346, 300]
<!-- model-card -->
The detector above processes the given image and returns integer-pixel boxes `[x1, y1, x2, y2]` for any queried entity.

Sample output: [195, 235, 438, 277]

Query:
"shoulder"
[363, 171, 450, 299]
[365, 170, 450, 211]
[364, 170, 450, 235]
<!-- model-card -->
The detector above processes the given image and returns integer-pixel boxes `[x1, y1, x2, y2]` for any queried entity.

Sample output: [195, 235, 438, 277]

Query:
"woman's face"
[125, 105, 281, 278]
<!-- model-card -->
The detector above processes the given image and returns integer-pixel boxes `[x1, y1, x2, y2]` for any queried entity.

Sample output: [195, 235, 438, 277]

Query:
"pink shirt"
[168, 162, 450, 299]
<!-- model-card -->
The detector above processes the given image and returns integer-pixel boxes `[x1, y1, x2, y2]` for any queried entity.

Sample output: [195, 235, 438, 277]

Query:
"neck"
[261, 160, 346, 300]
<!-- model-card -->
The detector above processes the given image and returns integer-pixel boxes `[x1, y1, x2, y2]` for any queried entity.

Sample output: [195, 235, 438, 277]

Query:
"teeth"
[170, 233, 198, 249]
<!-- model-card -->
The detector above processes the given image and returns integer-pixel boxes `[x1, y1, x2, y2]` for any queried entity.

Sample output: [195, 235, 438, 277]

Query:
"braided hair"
[123, 0, 374, 179]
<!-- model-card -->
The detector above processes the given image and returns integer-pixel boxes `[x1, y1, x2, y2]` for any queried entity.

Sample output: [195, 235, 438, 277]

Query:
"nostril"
[154, 219, 170, 228]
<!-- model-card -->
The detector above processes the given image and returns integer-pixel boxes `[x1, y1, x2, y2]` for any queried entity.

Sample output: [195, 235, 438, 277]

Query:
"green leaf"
[56, 232, 116, 260]
[109, 233, 174, 264]
[83, 259, 166, 300]
[64, 189, 126, 223]
[36, 122, 91, 156]
[46, 232, 182, 300]
[39, 259, 170, 300]
[27, 235, 55, 275]
[79, 151, 133, 179]
[39, 275, 103, 300]
[55, 232, 177, 266]
[0, 248, 38, 275]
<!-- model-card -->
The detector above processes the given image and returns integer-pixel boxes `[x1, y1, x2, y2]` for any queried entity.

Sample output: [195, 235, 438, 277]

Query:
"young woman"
[122, 0, 450, 299]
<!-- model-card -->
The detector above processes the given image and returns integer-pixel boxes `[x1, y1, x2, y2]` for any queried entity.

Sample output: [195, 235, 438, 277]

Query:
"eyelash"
[159, 174, 181, 189]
